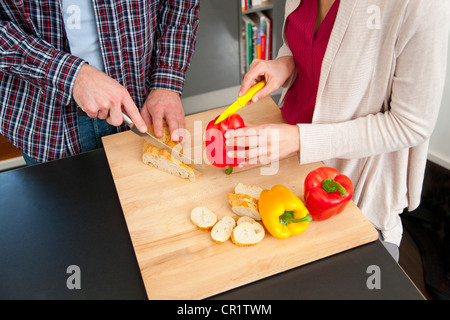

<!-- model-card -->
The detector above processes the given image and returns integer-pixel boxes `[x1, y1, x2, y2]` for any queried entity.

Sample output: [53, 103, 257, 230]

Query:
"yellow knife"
[214, 80, 266, 124]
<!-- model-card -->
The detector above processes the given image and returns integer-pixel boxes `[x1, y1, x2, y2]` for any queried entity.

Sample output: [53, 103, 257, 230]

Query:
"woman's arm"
[228, 1, 450, 166]
[297, 1, 450, 164]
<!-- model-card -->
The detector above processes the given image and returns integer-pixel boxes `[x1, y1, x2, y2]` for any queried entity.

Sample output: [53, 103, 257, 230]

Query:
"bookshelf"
[241, 0, 274, 13]
[182, 0, 285, 115]
[239, 0, 283, 79]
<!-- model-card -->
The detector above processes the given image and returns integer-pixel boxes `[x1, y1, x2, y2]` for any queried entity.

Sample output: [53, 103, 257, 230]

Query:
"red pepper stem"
[225, 165, 233, 175]
[280, 211, 312, 226]
[322, 179, 346, 196]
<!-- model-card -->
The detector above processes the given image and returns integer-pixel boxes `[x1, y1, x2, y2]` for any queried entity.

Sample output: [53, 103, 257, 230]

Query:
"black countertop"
[0, 149, 424, 300]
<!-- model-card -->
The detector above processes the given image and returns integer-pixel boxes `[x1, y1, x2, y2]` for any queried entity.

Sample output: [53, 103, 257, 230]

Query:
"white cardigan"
[277, 0, 450, 246]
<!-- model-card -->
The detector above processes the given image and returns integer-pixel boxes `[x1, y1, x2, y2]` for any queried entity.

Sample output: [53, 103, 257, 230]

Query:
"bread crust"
[231, 221, 265, 246]
[211, 216, 236, 243]
[228, 183, 262, 221]
[190, 206, 217, 231]
[142, 121, 195, 182]
[234, 183, 263, 200]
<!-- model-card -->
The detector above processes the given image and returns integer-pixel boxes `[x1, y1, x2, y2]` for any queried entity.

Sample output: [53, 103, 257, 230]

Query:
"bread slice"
[236, 216, 255, 225]
[231, 221, 265, 246]
[211, 216, 236, 243]
[229, 198, 261, 221]
[234, 183, 263, 200]
[142, 120, 195, 182]
[190, 206, 217, 231]
[228, 183, 263, 221]
[227, 193, 258, 206]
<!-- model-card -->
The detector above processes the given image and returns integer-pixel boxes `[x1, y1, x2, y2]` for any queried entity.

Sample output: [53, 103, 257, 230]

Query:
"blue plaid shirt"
[0, 0, 199, 162]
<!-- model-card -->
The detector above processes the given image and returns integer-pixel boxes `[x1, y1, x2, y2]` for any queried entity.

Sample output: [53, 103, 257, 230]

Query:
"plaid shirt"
[0, 0, 199, 163]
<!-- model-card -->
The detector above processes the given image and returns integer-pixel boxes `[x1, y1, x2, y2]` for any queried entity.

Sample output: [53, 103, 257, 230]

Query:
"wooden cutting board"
[102, 97, 378, 299]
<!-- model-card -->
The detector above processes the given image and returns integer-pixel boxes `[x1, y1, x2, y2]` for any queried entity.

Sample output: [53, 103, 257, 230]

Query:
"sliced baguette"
[142, 120, 195, 182]
[211, 216, 236, 243]
[236, 216, 255, 225]
[227, 193, 258, 206]
[234, 183, 263, 200]
[231, 221, 265, 246]
[190, 206, 217, 231]
[229, 199, 261, 221]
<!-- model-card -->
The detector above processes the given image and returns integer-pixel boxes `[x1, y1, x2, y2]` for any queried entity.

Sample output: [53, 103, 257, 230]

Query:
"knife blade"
[215, 80, 266, 124]
[122, 112, 203, 172]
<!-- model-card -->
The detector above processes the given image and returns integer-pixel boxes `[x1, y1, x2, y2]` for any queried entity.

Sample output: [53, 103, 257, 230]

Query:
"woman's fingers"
[224, 123, 300, 166]
[225, 125, 277, 165]
[239, 59, 265, 96]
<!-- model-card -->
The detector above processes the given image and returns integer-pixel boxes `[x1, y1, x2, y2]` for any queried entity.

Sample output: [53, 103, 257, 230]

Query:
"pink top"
[281, 0, 340, 124]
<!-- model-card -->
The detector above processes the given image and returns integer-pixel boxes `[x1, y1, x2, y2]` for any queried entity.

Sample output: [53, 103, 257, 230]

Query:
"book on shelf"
[240, 11, 272, 76]
[241, 0, 270, 12]
[241, 15, 255, 75]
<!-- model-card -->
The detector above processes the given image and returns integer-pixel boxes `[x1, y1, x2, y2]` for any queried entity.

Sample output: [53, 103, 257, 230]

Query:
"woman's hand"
[224, 123, 300, 167]
[239, 56, 295, 104]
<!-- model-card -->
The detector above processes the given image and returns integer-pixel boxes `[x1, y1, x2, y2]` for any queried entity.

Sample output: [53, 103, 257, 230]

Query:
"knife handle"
[122, 112, 133, 126]
[238, 80, 266, 104]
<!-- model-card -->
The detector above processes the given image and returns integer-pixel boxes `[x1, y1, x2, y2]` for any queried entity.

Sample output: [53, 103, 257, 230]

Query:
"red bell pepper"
[304, 166, 354, 221]
[205, 114, 245, 174]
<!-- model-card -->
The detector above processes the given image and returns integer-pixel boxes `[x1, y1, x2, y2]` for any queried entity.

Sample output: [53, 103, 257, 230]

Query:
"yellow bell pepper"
[258, 185, 312, 239]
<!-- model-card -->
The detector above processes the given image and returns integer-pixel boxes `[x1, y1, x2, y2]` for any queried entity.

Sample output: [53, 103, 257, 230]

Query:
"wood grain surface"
[102, 97, 378, 299]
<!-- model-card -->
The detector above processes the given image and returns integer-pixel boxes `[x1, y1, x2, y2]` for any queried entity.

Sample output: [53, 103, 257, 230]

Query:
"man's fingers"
[140, 107, 153, 130]
[151, 114, 164, 138]
[107, 104, 123, 127]
[163, 113, 187, 143]
[164, 115, 180, 141]
[122, 95, 147, 132]
[142, 89, 186, 141]
[97, 109, 108, 120]
[83, 108, 98, 119]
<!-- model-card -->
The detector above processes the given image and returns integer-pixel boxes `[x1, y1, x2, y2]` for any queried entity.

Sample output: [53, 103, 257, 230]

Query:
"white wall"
[428, 35, 450, 170]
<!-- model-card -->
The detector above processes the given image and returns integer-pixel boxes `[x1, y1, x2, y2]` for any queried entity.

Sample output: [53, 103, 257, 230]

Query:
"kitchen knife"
[214, 80, 266, 124]
[122, 112, 203, 172]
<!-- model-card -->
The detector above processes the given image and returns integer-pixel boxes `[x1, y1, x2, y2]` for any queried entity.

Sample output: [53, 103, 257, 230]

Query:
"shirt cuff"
[45, 51, 86, 105]
[148, 66, 186, 94]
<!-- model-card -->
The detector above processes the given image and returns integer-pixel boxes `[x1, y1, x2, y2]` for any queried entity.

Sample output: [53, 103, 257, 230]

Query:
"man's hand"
[141, 89, 186, 142]
[72, 64, 147, 132]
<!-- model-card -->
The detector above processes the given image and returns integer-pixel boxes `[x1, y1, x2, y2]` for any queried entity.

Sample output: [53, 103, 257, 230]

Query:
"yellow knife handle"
[214, 80, 266, 125]
[238, 80, 266, 104]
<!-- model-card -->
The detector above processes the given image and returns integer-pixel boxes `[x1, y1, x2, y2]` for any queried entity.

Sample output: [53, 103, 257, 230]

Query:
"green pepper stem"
[225, 165, 233, 175]
[322, 179, 346, 196]
[279, 211, 312, 226]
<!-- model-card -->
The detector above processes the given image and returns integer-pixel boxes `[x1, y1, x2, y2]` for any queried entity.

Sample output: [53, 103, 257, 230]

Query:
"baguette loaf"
[211, 216, 236, 243]
[142, 120, 195, 182]
[190, 206, 217, 231]
[234, 183, 263, 200]
[231, 221, 265, 246]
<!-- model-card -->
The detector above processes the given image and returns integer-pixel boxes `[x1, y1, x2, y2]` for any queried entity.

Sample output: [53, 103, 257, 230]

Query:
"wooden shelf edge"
[0, 156, 26, 172]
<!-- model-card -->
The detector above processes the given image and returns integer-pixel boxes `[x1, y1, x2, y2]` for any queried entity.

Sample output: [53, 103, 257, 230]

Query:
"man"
[0, 0, 200, 165]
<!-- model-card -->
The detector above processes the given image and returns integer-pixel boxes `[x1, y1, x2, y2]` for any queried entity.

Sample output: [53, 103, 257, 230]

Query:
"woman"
[225, 0, 450, 260]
